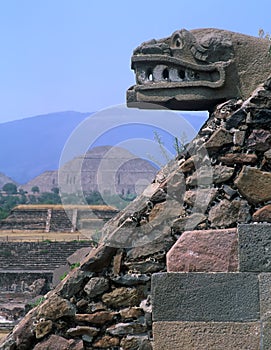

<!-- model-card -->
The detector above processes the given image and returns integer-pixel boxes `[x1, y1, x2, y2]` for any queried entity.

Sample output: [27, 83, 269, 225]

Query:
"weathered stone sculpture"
[127, 28, 271, 110]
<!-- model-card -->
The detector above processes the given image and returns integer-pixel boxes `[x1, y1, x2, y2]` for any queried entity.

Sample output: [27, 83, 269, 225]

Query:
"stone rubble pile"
[2, 77, 271, 350]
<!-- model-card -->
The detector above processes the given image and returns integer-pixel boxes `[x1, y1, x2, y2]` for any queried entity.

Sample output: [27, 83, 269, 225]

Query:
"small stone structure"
[2, 29, 271, 349]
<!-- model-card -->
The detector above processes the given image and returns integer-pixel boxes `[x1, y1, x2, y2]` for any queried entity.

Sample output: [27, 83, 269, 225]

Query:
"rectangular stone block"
[262, 321, 271, 349]
[167, 228, 238, 272]
[239, 224, 271, 272]
[259, 273, 271, 321]
[152, 272, 259, 322]
[153, 321, 261, 350]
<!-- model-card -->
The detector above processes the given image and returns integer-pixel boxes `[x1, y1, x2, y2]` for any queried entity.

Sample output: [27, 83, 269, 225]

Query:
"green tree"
[0, 194, 20, 219]
[31, 186, 40, 194]
[38, 192, 61, 204]
[51, 187, 60, 195]
[85, 191, 105, 205]
[2, 183, 17, 194]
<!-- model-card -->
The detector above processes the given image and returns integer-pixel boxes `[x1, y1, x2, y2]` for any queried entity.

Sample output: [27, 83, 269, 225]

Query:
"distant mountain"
[0, 172, 17, 189]
[0, 111, 91, 184]
[0, 110, 208, 185]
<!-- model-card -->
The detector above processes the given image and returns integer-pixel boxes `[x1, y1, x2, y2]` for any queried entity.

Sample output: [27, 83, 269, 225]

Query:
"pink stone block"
[167, 228, 238, 272]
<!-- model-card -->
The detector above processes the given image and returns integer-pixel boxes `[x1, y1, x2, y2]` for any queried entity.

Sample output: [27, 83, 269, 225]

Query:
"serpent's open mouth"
[132, 55, 225, 89]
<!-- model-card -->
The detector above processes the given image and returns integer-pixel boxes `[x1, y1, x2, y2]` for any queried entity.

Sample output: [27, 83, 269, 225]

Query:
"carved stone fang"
[133, 56, 225, 90]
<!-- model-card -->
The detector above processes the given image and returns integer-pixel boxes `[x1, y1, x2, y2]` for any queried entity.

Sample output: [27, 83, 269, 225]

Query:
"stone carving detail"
[127, 28, 271, 110]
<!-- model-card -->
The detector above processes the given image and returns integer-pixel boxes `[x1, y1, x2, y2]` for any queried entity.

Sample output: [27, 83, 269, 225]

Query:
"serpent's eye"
[176, 38, 182, 48]
[172, 33, 184, 49]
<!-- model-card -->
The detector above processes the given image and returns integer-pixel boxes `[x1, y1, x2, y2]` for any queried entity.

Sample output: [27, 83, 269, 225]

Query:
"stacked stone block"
[151, 224, 271, 349]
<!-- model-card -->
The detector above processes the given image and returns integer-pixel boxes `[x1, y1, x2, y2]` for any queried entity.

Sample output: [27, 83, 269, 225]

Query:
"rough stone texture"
[81, 244, 117, 272]
[10, 308, 38, 350]
[66, 325, 99, 337]
[259, 273, 271, 322]
[234, 130, 246, 145]
[264, 148, 271, 162]
[153, 322, 261, 350]
[92, 335, 120, 348]
[34, 319, 53, 339]
[219, 153, 258, 165]
[75, 311, 116, 325]
[57, 268, 93, 299]
[127, 28, 271, 110]
[208, 199, 250, 228]
[179, 155, 198, 173]
[83, 277, 110, 297]
[119, 307, 144, 320]
[235, 166, 271, 204]
[225, 108, 247, 129]
[37, 295, 76, 320]
[171, 213, 206, 234]
[186, 165, 234, 187]
[106, 322, 147, 336]
[239, 224, 271, 272]
[204, 128, 233, 152]
[253, 205, 271, 222]
[247, 129, 271, 151]
[111, 273, 150, 286]
[32, 334, 80, 350]
[102, 287, 141, 308]
[184, 188, 218, 212]
[120, 335, 152, 350]
[167, 228, 238, 272]
[152, 273, 260, 322]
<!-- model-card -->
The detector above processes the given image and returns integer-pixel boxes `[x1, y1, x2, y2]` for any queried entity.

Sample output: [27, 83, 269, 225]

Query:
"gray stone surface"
[259, 273, 271, 321]
[239, 224, 271, 272]
[153, 321, 261, 350]
[152, 272, 260, 322]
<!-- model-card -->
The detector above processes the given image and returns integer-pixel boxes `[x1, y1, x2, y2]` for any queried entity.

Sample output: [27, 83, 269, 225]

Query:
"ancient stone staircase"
[0, 241, 92, 271]
[0, 205, 118, 232]
[49, 209, 73, 232]
[0, 209, 48, 231]
[151, 223, 271, 349]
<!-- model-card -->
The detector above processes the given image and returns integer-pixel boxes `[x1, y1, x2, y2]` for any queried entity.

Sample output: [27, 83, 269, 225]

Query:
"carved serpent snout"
[127, 28, 271, 111]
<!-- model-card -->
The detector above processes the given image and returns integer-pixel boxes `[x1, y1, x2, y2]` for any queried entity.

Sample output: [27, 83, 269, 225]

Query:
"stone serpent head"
[127, 28, 271, 111]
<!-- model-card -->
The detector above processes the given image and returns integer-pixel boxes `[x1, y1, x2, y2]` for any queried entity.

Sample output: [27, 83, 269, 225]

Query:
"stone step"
[151, 272, 269, 349]
[0, 242, 91, 270]
[151, 224, 271, 349]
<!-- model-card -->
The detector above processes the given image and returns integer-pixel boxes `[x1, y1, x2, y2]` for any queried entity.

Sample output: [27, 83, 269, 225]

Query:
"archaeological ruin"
[2, 28, 271, 349]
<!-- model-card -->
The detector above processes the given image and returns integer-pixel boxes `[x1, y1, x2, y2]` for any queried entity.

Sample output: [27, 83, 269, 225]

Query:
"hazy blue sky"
[1, 0, 271, 123]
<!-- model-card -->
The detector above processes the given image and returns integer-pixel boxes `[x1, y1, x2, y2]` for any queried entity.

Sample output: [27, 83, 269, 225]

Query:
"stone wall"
[151, 224, 271, 349]
[2, 71, 271, 349]
[0, 271, 52, 294]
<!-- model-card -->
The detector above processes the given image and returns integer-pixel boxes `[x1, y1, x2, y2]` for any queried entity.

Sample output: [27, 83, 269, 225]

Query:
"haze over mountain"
[0, 110, 207, 185]
[0, 111, 90, 184]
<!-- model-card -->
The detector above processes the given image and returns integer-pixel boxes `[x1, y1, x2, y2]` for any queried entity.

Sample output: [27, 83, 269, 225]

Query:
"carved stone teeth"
[137, 65, 201, 83]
